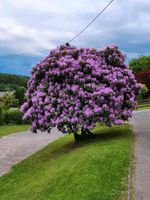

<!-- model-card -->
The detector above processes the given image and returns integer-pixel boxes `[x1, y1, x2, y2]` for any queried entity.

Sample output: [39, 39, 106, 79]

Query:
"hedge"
[3, 108, 23, 125]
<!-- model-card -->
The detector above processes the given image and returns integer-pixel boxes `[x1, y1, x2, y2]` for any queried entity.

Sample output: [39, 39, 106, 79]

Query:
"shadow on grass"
[42, 124, 131, 161]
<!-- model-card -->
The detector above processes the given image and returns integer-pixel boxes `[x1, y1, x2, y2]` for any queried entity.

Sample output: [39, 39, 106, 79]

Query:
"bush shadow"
[43, 125, 131, 160]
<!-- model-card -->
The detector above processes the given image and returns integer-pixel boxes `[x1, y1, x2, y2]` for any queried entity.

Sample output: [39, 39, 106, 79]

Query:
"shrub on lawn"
[4, 108, 23, 124]
[137, 84, 149, 100]
[21, 44, 140, 142]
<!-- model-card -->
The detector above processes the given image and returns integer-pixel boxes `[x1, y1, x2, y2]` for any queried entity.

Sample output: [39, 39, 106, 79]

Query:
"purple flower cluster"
[21, 44, 140, 133]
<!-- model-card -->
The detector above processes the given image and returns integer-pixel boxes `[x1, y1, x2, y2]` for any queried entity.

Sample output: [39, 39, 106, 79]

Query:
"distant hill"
[0, 73, 29, 91]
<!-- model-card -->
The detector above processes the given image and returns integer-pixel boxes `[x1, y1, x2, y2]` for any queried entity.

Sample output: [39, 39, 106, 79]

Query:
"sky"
[0, 0, 150, 76]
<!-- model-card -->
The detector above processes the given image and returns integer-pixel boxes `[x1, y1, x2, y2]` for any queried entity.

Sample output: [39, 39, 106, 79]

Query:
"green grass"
[137, 100, 150, 110]
[0, 124, 133, 200]
[0, 124, 30, 137]
[137, 105, 150, 110]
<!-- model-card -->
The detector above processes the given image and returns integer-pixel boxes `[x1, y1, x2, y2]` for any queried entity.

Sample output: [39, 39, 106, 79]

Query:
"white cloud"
[0, 0, 149, 57]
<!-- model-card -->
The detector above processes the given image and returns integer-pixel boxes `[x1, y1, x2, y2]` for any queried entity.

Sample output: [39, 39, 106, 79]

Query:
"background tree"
[21, 45, 140, 142]
[134, 70, 150, 96]
[129, 55, 150, 73]
[14, 87, 26, 106]
[0, 84, 10, 92]
[129, 56, 150, 97]
[0, 93, 19, 110]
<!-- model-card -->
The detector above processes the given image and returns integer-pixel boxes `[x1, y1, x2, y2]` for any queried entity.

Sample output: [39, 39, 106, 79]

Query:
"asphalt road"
[0, 128, 62, 176]
[130, 109, 150, 200]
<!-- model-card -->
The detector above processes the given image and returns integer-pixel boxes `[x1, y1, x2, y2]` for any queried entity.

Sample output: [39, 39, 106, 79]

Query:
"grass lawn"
[0, 124, 133, 200]
[137, 105, 150, 110]
[0, 124, 30, 137]
[137, 99, 150, 110]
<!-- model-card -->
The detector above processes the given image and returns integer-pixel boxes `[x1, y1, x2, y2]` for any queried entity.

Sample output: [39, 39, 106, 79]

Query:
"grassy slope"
[0, 124, 133, 200]
[137, 105, 150, 110]
[137, 99, 150, 110]
[0, 125, 30, 137]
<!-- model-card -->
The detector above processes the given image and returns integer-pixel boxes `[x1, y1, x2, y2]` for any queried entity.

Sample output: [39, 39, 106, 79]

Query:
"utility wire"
[67, 0, 115, 43]
[0, 0, 115, 60]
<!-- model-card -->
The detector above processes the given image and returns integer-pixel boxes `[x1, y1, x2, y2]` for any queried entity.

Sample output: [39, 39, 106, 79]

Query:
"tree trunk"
[73, 127, 96, 143]
[73, 132, 81, 143]
[81, 126, 86, 136]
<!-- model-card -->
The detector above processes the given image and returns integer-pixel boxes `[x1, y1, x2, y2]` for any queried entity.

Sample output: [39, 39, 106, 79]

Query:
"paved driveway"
[130, 109, 150, 200]
[0, 128, 62, 176]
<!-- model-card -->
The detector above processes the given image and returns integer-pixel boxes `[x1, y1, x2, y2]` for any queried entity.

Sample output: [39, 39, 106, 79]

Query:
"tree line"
[129, 55, 150, 99]
[0, 73, 29, 125]
[0, 73, 29, 91]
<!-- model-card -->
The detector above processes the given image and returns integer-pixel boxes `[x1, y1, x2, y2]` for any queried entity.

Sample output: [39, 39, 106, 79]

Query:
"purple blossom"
[114, 119, 123, 125]
[85, 109, 93, 117]
[21, 44, 140, 133]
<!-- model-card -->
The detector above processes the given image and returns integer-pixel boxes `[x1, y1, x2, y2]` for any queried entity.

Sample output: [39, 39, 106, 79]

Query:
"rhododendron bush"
[21, 44, 140, 141]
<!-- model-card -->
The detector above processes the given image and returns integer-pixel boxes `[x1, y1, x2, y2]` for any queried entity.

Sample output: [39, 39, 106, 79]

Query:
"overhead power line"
[67, 0, 115, 43]
[0, 0, 115, 60]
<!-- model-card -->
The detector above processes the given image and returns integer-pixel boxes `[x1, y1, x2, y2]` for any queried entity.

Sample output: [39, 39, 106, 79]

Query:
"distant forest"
[0, 73, 29, 91]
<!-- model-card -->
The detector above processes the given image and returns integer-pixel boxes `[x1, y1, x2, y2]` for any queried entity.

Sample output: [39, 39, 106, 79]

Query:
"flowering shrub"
[21, 44, 140, 136]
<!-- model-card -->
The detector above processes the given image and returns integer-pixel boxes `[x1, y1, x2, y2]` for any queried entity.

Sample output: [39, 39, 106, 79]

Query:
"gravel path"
[0, 128, 62, 176]
[130, 109, 150, 200]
